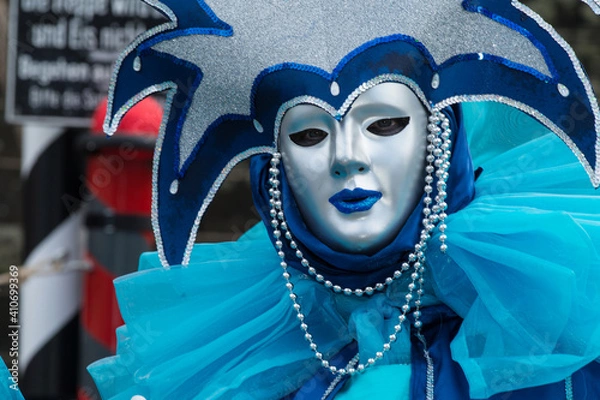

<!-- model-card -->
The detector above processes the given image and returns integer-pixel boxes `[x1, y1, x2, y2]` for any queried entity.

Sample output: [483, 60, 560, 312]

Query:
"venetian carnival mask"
[280, 82, 428, 253]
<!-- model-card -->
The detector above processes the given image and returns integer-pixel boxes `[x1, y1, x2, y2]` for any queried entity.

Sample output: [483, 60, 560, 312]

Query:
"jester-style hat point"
[104, 0, 600, 267]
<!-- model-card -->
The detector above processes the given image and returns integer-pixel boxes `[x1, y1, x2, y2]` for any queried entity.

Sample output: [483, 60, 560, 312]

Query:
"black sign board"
[5, 0, 164, 127]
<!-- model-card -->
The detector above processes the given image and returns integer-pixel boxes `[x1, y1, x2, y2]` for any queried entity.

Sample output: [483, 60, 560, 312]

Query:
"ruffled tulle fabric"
[88, 225, 355, 399]
[0, 359, 25, 400]
[334, 364, 411, 399]
[88, 225, 428, 399]
[89, 103, 600, 399]
[426, 103, 600, 398]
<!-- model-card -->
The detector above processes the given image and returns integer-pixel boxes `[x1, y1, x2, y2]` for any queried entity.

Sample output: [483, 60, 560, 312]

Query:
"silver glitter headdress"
[104, 0, 600, 267]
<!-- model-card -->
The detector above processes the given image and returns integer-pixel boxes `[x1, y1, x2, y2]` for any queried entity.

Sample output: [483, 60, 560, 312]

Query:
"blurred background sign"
[5, 0, 164, 127]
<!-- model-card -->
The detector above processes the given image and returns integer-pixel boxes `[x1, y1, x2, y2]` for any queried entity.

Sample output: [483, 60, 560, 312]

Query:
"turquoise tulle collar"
[90, 103, 600, 399]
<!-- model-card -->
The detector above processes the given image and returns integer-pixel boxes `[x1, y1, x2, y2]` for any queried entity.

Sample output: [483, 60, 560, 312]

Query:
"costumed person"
[87, 1, 600, 399]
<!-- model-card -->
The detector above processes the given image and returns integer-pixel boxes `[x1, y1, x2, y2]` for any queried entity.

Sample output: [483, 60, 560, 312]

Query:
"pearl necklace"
[268, 111, 451, 377]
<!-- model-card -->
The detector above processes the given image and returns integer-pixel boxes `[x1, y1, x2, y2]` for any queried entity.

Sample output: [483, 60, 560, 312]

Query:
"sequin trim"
[511, 0, 600, 187]
[321, 355, 360, 400]
[180, 146, 276, 266]
[138, 0, 233, 51]
[273, 97, 336, 145]
[463, 1, 559, 81]
[273, 74, 431, 145]
[433, 94, 599, 187]
[564, 375, 573, 400]
[416, 333, 435, 400]
[151, 84, 178, 268]
[108, 83, 179, 141]
[331, 34, 438, 78]
[104, 0, 177, 135]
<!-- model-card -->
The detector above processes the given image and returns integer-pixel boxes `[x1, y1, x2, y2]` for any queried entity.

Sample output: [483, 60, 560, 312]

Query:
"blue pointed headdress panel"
[104, 0, 600, 267]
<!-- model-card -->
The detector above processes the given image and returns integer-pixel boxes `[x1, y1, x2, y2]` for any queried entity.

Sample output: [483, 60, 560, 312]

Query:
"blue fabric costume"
[83, 1, 600, 399]
[87, 103, 600, 399]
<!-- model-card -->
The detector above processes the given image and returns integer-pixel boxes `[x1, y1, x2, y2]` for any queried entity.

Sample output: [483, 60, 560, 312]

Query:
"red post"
[77, 97, 163, 400]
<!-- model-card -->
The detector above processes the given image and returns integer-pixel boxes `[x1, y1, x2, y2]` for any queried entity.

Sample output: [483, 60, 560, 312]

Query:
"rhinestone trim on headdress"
[104, 0, 177, 136]
[511, 0, 600, 183]
[433, 94, 599, 187]
[272, 74, 432, 145]
[150, 83, 178, 268]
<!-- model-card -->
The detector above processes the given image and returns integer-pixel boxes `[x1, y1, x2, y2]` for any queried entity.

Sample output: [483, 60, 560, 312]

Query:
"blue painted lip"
[329, 188, 382, 214]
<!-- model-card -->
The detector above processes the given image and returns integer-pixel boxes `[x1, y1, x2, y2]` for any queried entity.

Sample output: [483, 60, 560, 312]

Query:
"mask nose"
[330, 124, 370, 178]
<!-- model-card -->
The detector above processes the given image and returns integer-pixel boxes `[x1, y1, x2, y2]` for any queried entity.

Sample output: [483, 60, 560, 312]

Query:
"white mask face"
[280, 82, 428, 253]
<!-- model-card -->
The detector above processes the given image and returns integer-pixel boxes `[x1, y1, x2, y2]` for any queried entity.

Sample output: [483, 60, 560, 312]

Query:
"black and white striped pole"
[19, 124, 86, 399]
